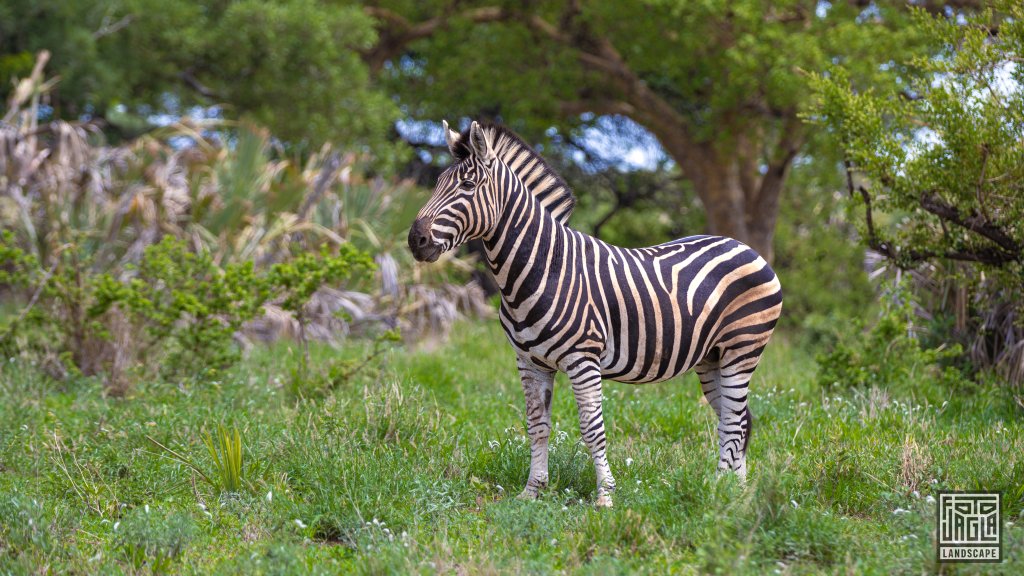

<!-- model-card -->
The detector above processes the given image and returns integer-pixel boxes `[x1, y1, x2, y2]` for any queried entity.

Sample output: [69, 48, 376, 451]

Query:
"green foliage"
[0, 231, 38, 288]
[0, 493, 52, 557]
[2, 232, 373, 386]
[389, 0, 924, 140]
[809, 1, 1024, 271]
[809, 1, 1024, 382]
[114, 508, 195, 574]
[90, 237, 271, 376]
[817, 282, 963, 390]
[204, 426, 245, 496]
[772, 153, 875, 348]
[0, 0, 400, 153]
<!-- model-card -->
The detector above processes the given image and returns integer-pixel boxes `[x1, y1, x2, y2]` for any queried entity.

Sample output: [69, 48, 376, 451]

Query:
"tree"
[810, 1, 1023, 382]
[1, 0, 399, 151]
[364, 0, 933, 260]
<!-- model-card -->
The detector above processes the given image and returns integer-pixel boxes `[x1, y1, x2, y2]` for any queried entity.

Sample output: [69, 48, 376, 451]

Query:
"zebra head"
[409, 120, 501, 262]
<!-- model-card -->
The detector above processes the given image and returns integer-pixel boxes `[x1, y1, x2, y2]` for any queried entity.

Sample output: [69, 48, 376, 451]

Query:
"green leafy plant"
[3, 231, 375, 391]
[146, 425, 248, 497]
[204, 425, 244, 495]
[809, 1, 1024, 383]
[0, 493, 51, 556]
[817, 281, 963, 390]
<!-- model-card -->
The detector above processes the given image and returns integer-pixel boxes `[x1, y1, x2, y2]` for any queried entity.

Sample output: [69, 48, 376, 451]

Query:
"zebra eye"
[459, 180, 476, 190]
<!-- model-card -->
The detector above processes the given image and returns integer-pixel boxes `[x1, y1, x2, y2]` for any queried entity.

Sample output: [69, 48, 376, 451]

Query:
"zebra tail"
[742, 406, 753, 455]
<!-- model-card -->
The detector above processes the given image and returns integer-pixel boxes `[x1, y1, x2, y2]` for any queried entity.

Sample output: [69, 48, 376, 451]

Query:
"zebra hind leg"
[698, 347, 757, 482]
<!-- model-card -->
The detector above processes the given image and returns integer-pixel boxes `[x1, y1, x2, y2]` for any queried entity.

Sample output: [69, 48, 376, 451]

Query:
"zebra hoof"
[595, 494, 614, 508]
[517, 489, 539, 501]
[715, 466, 747, 485]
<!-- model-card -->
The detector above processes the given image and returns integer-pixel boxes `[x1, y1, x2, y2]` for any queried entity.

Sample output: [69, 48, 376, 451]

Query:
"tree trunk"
[659, 140, 780, 263]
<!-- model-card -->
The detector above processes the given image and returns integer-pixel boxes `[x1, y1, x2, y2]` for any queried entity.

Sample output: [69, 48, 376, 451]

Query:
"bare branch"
[363, 6, 504, 72]
[920, 190, 1019, 253]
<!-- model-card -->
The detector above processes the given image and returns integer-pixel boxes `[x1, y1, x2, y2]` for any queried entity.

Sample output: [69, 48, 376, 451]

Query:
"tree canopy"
[368, 0, 932, 259]
[0, 0, 994, 260]
[1, 0, 398, 150]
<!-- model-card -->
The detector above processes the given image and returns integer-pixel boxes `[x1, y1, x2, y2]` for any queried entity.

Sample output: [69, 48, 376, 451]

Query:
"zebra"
[408, 120, 782, 507]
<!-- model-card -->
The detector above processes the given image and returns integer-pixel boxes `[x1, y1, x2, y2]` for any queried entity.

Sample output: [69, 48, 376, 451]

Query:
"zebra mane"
[452, 123, 576, 224]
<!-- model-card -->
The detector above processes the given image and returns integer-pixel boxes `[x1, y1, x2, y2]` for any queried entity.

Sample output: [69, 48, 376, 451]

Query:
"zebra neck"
[482, 183, 572, 297]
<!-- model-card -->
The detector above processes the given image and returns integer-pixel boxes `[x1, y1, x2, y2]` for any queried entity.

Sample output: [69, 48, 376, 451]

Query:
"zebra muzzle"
[408, 218, 442, 262]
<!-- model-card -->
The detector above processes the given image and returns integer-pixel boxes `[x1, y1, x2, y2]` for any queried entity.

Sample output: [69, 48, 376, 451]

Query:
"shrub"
[1, 233, 374, 390]
[816, 281, 962, 390]
[809, 2, 1024, 384]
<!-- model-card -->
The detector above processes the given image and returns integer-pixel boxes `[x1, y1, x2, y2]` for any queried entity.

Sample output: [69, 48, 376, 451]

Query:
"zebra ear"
[469, 121, 495, 166]
[442, 119, 460, 156]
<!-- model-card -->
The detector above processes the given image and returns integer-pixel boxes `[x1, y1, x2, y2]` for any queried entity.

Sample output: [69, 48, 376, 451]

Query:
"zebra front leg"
[564, 356, 615, 507]
[516, 358, 555, 500]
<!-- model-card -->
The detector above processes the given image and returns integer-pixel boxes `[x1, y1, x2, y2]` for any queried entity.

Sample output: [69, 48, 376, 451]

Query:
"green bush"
[0, 233, 374, 388]
[816, 282, 962, 390]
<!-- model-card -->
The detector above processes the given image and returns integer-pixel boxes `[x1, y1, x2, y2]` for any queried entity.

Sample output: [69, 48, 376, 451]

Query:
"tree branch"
[363, 6, 505, 72]
[847, 159, 1019, 267]
[751, 114, 804, 221]
[179, 68, 220, 101]
[919, 191, 1020, 254]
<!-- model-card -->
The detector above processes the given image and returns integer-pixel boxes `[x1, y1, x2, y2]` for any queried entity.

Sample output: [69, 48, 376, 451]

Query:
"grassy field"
[0, 321, 1021, 574]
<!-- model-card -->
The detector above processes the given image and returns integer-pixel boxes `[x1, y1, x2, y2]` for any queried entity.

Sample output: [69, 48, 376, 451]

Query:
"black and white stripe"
[409, 121, 782, 507]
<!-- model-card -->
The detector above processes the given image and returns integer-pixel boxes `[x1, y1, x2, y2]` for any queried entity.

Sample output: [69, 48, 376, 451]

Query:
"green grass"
[0, 322, 1021, 574]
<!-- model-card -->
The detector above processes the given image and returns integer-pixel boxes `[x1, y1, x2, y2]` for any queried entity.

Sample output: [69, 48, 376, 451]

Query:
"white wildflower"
[625, 457, 634, 467]
[294, 519, 307, 529]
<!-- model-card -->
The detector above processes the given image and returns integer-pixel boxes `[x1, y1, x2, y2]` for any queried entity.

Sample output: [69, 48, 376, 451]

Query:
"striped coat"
[409, 121, 782, 507]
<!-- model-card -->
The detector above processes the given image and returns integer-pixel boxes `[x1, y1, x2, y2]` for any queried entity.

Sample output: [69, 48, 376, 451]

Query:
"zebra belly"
[597, 322, 701, 384]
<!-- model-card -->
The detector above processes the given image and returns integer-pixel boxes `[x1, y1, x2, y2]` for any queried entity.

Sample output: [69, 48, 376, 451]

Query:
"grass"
[0, 321, 1021, 574]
